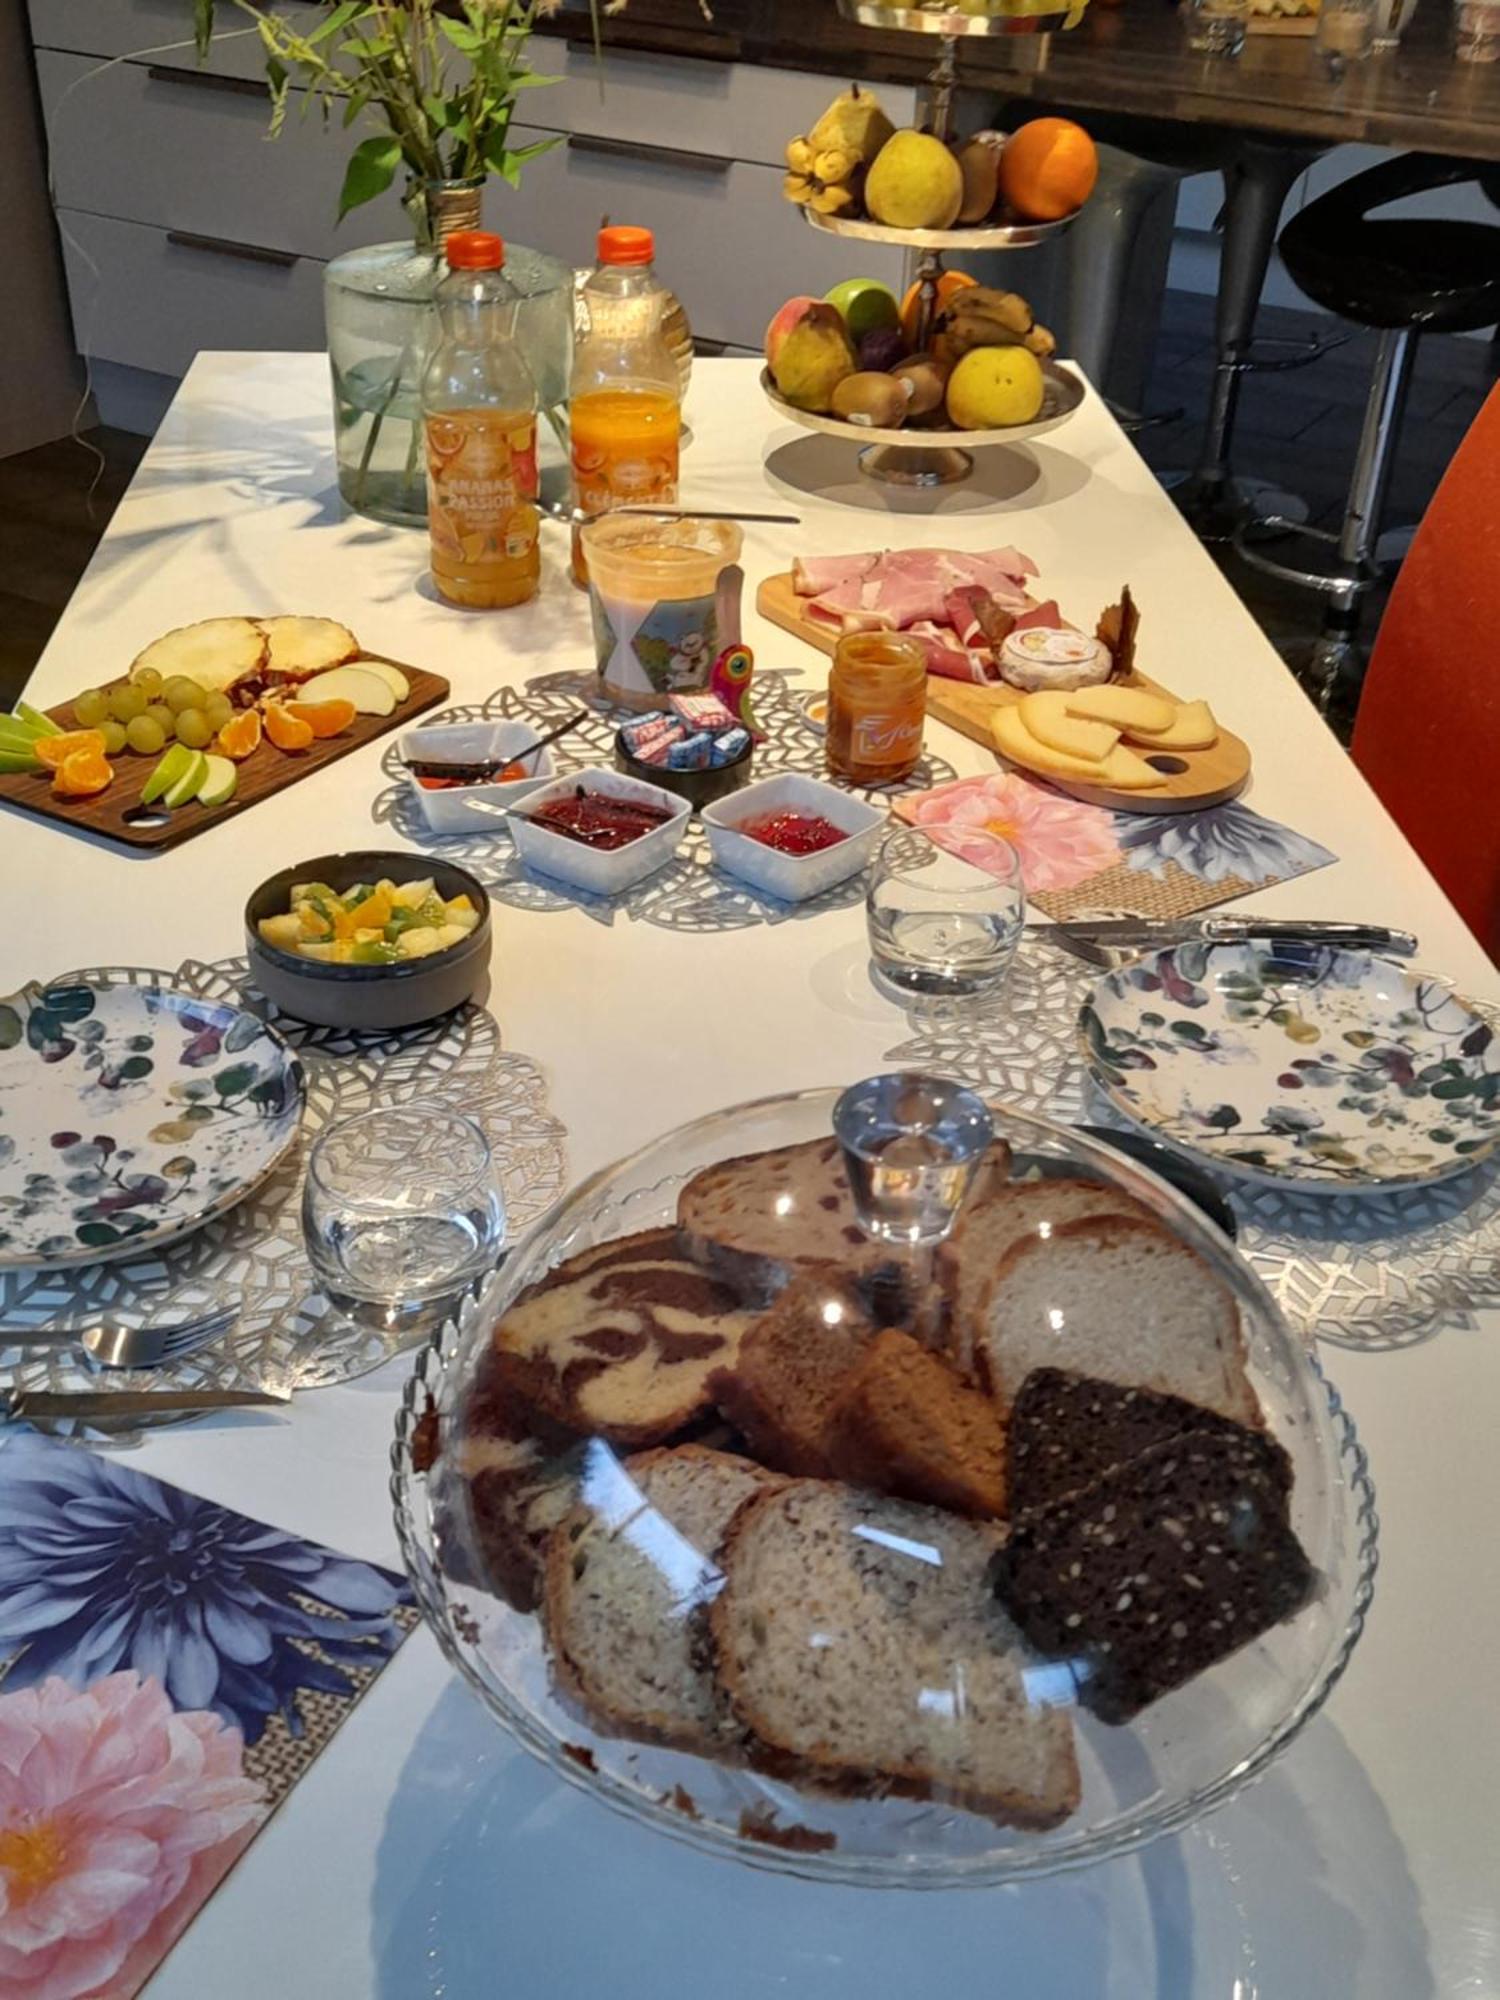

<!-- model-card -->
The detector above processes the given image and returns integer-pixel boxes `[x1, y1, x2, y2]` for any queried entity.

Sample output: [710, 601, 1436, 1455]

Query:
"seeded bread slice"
[489, 1228, 757, 1447]
[937, 1177, 1150, 1377]
[992, 1428, 1312, 1723]
[1007, 1368, 1283, 1517]
[832, 1329, 1007, 1518]
[977, 1214, 1258, 1425]
[543, 1445, 785, 1751]
[710, 1482, 1081, 1829]
[707, 1276, 875, 1477]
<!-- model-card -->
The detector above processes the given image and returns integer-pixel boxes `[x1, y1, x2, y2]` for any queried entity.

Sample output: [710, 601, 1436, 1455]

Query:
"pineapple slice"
[257, 912, 304, 952]
[256, 616, 359, 678]
[297, 942, 338, 963]
[391, 878, 436, 910]
[130, 617, 266, 693]
[396, 927, 446, 960]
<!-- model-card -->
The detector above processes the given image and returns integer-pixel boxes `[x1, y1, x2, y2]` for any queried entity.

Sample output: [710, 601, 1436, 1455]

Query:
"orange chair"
[1353, 381, 1500, 959]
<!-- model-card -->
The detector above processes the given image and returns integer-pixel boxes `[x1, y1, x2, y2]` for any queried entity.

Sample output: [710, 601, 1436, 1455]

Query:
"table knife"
[3, 1386, 290, 1422]
[1035, 917, 1418, 957]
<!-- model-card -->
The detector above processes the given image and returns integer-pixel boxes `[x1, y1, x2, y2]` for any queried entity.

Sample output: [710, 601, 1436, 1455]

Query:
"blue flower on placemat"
[1116, 802, 1337, 887]
[0, 1434, 409, 1744]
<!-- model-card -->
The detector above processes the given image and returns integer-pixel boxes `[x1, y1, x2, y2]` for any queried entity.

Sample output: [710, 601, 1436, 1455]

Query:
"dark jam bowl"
[245, 850, 491, 1031]
[613, 728, 753, 810]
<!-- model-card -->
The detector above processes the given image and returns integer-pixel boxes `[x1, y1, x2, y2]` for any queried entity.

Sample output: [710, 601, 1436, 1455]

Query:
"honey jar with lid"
[825, 632, 927, 786]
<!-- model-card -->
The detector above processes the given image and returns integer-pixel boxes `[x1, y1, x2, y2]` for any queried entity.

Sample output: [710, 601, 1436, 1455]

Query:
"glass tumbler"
[866, 825, 1025, 1000]
[303, 1105, 505, 1326]
[1318, 0, 1376, 57]
[1181, 0, 1249, 56]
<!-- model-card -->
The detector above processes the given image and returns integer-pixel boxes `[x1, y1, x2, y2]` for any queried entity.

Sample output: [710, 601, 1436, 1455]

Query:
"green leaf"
[506, 71, 562, 91]
[193, 0, 216, 61]
[495, 133, 559, 187]
[338, 134, 402, 221]
[437, 15, 485, 55]
[308, 0, 367, 44]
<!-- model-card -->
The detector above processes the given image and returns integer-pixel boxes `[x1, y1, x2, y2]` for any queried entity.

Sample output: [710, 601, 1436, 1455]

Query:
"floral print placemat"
[894, 772, 1337, 920]
[0, 1432, 415, 2000]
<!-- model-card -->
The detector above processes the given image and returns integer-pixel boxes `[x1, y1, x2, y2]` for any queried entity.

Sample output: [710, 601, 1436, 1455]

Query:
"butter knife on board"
[1036, 918, 1418, 957]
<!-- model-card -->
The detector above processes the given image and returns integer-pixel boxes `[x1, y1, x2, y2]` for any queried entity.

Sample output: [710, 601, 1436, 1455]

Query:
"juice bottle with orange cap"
[421, 231, 540, 610]
[569, 225, 682, 587]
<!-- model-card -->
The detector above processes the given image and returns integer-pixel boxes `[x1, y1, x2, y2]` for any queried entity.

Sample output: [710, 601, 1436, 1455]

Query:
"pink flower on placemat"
[0, 1671, 266, 2000]
[900, 772, 1121, 893]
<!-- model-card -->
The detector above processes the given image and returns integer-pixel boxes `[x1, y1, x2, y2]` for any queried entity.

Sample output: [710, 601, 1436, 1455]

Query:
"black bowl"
[613, 728, 753, 810]
[245, 850, 491, 1031]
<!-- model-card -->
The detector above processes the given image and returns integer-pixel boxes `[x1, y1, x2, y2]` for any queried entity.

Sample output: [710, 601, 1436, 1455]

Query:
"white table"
[10, 355, 1499, 2000]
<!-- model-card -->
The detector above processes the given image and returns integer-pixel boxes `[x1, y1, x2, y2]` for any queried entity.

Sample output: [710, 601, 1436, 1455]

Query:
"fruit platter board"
[755, 571, 1252, 814]
[0, 615, 448, 854]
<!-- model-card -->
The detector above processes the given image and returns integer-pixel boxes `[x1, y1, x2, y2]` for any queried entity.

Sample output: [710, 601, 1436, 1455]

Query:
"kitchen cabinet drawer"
[37, 50, 406, 264]
[57, 209, 327, 376]
[494, 127, 907, 349]
[29, 0, 326, 78]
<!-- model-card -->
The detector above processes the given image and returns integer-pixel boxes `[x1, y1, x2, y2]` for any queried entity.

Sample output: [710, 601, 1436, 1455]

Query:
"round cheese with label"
[998, 628, 1113, 693]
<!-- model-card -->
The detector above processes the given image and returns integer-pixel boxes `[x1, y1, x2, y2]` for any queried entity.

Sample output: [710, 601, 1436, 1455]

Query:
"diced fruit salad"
[257, 877, 481, 965]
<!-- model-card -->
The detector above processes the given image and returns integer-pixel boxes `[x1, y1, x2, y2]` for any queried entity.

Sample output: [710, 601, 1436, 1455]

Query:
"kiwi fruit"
[954, 134, 1004, 225]
[890, 355, 951, 419]
[830, 371, 913, 428]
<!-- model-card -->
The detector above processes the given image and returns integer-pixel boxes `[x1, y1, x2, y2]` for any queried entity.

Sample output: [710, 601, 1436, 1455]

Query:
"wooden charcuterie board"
[756, 570, 1251, 815]
[0, 655, 447, 853]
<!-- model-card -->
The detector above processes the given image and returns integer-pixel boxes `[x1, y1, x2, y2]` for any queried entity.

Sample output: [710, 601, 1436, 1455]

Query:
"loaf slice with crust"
[992, 1427, 1311, 1723]
[832, 1328, 1007, 1518]
[543, 1445, 785, 1751]
[707, 1275, 875, 1476]
[938, 1177, 1151, 1377]
[710, 1481, 1080, 1829]
[977, 1214, 1258, 1424]
[458, 1429, 585, 1612]
[488, 1228, 758, 1447]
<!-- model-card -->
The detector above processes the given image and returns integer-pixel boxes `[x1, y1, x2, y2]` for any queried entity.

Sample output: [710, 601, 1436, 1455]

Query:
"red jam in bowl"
[736, 810, 848, 856]
[528, 787, 676, 851]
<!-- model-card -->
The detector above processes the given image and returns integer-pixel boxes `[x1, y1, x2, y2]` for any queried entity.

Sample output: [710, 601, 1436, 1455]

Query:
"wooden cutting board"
[756, 571, 1251, 815]
[0, 655, 448, 853]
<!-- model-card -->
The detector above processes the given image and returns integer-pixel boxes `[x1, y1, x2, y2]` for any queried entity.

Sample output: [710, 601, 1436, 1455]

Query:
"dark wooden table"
[546, 0, 1500, 165]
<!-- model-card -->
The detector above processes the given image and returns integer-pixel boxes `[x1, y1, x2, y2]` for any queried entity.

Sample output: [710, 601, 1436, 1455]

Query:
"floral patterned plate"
[0, 978, 304, 1270]
[1079, 941, 1500, 1191]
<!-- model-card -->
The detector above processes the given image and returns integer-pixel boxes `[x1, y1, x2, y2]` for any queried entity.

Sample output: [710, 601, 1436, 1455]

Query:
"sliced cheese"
[1122, 697, 1219, 751]
[1092, 745, 1172, 790]
[993, 705, 1166, 791]
[1018, 690, 1121, 763]
[1063, 684, 1176, 735]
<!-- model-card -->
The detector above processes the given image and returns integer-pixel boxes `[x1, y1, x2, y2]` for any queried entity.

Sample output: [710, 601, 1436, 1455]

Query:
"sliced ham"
[790, 546, 1049, 682]
[791, 553, 878, 596]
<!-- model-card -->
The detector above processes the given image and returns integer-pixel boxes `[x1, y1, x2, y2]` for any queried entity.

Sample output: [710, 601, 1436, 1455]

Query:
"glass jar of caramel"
[826, 632, 927, 785]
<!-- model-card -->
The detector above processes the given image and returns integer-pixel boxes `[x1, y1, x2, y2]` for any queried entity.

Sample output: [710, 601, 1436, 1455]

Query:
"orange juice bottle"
[422, 231, 540, 610]
[569, 225, 682, 587]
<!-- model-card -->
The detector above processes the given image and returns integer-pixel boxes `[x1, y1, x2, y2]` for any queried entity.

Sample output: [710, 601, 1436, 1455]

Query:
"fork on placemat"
[0, 1304, 239, 1371]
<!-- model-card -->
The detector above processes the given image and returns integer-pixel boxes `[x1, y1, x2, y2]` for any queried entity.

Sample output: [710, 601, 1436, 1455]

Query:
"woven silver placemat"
[0, 960, 567, 1411]
[884, 936, 1500, 1352]
[369, 669, 958, 932]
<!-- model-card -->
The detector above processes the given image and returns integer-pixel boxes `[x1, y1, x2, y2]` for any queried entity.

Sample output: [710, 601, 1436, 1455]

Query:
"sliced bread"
[459, 1430, 585, 1613]
[1007, 1367, 1283, 1516]
[992, 1427, 1312, 1723]
[707, 1275, 875, 1477]
[937, 1176, 1150, 1377]
[488, 1227, 757, 1447]
[832, 1328, 1007, 1518]
[976, 1214, 1258, 1424]
[710, 1481, 1081, 1829]
[543, 1445, 785, 1751]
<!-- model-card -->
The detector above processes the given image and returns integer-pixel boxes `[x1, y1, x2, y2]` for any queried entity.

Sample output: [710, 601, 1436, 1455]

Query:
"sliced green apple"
[12, 702, 62, 738]
[163, 750, 208, 809]
[294, 666, 397, 717]
[196, 754, 237, 807]
[0, 749, 42, 774]
[342, 657, 409, 703]
[141, 742, 194, 804]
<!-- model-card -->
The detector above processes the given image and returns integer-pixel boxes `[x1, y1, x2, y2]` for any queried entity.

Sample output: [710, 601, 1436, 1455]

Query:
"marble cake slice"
[991, 1427, 1313, 1725]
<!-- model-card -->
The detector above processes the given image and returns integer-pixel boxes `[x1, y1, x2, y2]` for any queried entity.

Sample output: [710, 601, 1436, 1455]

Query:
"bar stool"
[1234, 154, 1500, 716]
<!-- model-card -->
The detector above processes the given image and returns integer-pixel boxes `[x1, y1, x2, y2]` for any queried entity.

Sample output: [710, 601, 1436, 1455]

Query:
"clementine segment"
[51, 747, 113, 796]
[262, 703, 315, 753]
[997, 119, 1099, 224]
[36, 729, 106, 771]
[284, 697, 356, 739]
[217, 709, 263, 760]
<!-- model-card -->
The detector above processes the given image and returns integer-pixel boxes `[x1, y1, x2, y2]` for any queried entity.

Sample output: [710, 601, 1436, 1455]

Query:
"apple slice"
[196, 754, 238, 807]
[12, 702, 62, 739]
[0, 749, 42, 775]
[1017, 691, 1120, 763]
[163, 751, 208, 808]
[295, 666, 397, 717]
[341, 657, 409, 703]
[141, 742, 195, 804]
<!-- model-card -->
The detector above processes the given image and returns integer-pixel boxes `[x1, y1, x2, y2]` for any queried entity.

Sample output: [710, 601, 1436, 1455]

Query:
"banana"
[1024, 322, 1056, 359]
[783, 171, 815, 207]
[807, 179, 861, 217]
[812, 145, 857, 185]
[785, 135, 814, 174]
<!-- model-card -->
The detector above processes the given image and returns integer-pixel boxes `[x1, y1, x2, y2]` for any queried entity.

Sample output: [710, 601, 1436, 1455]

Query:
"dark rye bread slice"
[488, 1228, 757, 1447]
[832, 1328, 1007, 1519]
[707, 1275, 875, 1477]
[937, 1176, 1151, 1378]
[543, 1445, 785, 1752]
[977, 1214, 1259, 1426]
[1007, 1368, 1286, 1517]
[992, 1428, 1313, 1725]
[710, 1482, 1080, 1829]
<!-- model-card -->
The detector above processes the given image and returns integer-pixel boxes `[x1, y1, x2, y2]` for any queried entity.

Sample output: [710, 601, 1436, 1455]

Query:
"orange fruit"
[899, 269, 976, 348]
[284, 697, 356, 739]
[217, 710, 263, 761]
[262, 703, 315, 753]
[36, 728, 106, 771]
[52, 747, 113, 797]
[997, 118, 1099, 224]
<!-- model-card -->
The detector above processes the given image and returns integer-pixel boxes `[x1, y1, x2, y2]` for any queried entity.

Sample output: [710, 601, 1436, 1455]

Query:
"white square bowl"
[507, 765, 691, 896]
[403, 720, 554, 835]
[702, 772, 887, 903]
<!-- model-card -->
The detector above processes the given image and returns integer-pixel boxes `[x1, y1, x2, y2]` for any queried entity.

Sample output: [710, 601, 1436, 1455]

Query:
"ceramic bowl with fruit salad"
[246, 851, 491, 1030]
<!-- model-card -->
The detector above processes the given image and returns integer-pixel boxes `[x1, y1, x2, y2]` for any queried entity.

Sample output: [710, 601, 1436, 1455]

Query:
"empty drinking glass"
[866, 825, 1025, 1000]
[303, 1105, 505, 1327]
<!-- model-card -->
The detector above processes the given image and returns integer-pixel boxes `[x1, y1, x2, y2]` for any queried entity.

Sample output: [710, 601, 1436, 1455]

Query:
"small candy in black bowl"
[612, 707, 753, 810]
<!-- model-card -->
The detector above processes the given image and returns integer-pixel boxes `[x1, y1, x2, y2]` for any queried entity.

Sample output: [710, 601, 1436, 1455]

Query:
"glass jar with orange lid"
[826, 633, 927, 785]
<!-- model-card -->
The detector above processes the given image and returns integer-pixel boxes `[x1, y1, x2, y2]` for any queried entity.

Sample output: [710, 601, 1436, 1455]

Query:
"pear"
[807, 84, 896, 169]
[769, 302, 857, 413]
[865, 130, 965, 231]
